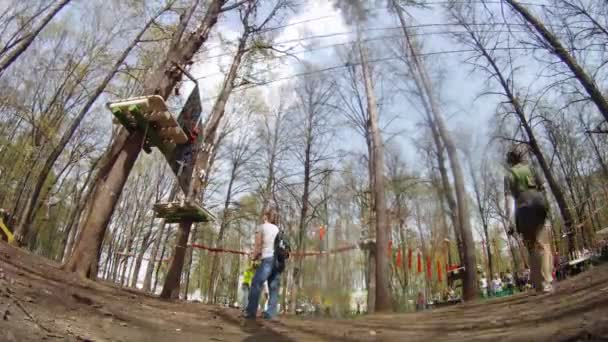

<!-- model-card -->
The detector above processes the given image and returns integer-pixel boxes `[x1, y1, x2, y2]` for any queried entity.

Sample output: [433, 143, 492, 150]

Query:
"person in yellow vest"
[504, 144, 553, 294]
[240, 259, 257, 311]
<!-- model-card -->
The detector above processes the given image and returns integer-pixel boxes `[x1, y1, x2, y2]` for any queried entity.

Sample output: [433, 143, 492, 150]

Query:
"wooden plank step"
[153, 201, 216, 223]
[106, 96, 189, 151]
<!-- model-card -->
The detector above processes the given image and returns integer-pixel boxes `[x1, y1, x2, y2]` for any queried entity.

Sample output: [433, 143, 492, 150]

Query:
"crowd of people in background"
[478, 270, 517, 297]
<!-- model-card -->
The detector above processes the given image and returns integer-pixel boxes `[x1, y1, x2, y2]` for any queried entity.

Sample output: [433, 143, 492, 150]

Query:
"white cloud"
[186, 0, 353, 111]
[259, 0, 351, 106]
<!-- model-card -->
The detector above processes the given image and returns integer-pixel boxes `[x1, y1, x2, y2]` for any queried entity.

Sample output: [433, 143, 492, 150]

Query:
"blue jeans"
[246, 257, 280, 318]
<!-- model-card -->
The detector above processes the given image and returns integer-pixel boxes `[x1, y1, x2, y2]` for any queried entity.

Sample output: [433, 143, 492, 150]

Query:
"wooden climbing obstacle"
[107, 95, 189, 155]
[153, 200, 216, 224]
[108, 88, 216, 224]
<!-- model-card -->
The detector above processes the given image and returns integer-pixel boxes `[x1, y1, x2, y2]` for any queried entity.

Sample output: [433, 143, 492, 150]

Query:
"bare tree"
[448, 3, 578, 255]
[64, 0, 234, 278]
[160, 0, 293, 299]
[467, 151, 495, 284]
[286, 70, 336, 309]
[334, 46, 376, 311]
[0, 0, 72, 78]
[503, 0, 608, 122]
[207, 114, 256, 302]
[13, 2, 175, 244]
[391, 0, 478, 300]
[358, 37, 392, 312]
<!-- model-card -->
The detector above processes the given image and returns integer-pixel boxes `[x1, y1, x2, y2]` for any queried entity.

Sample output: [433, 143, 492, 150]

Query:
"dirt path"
[0, 243, 607, 342]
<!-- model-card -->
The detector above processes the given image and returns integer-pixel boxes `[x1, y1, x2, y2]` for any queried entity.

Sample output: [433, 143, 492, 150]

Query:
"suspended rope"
[188, 242, 360, 257]
[115, 251, 169, 263]
[190, 243, 248, 255]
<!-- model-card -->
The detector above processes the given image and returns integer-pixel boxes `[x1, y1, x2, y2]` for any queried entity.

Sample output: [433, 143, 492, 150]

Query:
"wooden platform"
[107, 95, 189, 154]
[153, 200, 216, 223]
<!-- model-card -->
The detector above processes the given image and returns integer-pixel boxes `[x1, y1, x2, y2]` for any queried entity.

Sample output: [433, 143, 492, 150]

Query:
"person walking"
[479, 273, 488, 297]
[504, 144, 554, 294]
[244, 208, 282, 320]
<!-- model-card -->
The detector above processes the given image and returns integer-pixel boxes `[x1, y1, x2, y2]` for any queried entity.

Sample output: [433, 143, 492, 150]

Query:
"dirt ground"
[1, 243, 607, 342]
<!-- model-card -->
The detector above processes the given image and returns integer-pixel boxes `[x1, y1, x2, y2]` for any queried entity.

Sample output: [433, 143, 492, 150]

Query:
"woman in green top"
[504, 144, 554, 294]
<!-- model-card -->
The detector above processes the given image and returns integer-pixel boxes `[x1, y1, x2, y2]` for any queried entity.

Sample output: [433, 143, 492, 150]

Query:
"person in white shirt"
[492, 274, 503, 294]
[480, 274, 488, 297]
[244, 208, 280, 320]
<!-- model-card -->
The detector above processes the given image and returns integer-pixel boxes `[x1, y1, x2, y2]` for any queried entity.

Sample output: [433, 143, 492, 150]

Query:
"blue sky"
[188, 1, 495, 164]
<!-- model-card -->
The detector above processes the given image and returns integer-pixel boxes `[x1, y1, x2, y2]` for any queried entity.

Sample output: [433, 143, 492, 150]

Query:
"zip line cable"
[196, 21, 592, 65]
[194, 43, 606, 103]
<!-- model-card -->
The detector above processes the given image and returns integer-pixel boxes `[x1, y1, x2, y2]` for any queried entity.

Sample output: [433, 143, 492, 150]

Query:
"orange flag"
[417, 252, 422, 273]
[426, 256, 432, 279]
[319, 226, 325, 241]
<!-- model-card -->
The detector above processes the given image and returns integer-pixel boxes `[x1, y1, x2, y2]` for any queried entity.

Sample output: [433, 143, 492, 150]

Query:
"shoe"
[533, 284, 554, 295]
[262, 312, 279, 322]
[241, 312, 256, 320]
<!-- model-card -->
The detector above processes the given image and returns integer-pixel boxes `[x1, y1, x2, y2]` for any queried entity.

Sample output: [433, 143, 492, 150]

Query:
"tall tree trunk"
[182, 226, 199, 300]
[584, 130, 608, 179]
[366, 248, 376, 313]
[64, 0, 227, 278]
[143, 184, 178, 291]
[208, 167, 237, 302]
[143, 221, 166, 292]
[294, 110, 314, 310]
[505, 0, 608, 123]
[102, 231, 117, 280]
[431, 131, 463, 262]
[111, 234, 126, 282]
[0, 0, 72, 77]
[153, 226, 174, 293]
[358, 39, 391, 312]
[59, 156, 100, 262]
[13, 9, 167, 244]
[120, 205, 141, 286]
[468, 158, 494, 285]
[397, 214, 408, 294]
[414, 202, 430, 300]
[160, 26, 249, 299]
[160, 220, 193, 299]
[131, 216, 155, 288]
[392, 2, 477, 301]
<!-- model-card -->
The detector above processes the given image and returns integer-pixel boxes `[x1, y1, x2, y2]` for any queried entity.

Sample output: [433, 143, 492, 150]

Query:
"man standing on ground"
[504, 144, 554, 294]
[244, 208, 281, 320]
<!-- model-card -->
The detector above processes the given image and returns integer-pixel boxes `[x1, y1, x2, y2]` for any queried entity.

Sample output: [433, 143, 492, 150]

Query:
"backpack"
[509, 163, 538, 197]
[273, 229, 291, 273]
